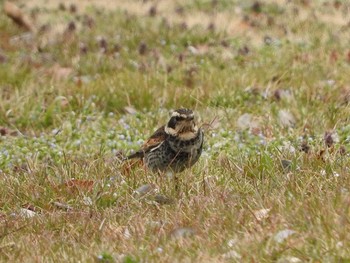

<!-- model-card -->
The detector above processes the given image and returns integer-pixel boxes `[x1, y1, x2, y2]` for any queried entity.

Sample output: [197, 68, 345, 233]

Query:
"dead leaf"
[324, 131, 339, 148]
[62, 179, 94, 193]
[120, 158, 143, 176]
[3, 1, 35, 32]
[0, 127, 8, 136]
[124, 106, 137, 115]
[278, 110, 295, 127]
[0, 126, 18, 136]
[253, 208, 271, 221]
[22, 203, 37, 212]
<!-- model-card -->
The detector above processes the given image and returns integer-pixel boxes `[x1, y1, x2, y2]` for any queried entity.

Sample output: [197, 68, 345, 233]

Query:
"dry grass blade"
[0, 0, 350, 261]
[200, 116, 219, 132]
[3, 1, 35, 32]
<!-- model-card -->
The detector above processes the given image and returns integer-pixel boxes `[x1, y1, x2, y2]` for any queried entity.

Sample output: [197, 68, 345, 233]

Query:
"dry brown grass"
[1, 0, 350, 262]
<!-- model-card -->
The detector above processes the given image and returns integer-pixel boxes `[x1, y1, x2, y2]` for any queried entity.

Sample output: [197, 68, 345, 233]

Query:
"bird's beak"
[184, 118, 196, 129]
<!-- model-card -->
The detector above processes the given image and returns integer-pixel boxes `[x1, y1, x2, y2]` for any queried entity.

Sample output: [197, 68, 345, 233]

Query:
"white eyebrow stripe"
[171, 112, 181, 117]
[171, 112, 194, 118]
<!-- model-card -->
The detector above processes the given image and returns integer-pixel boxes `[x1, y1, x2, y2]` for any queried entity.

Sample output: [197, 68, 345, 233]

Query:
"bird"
[126, 108, 204, 173]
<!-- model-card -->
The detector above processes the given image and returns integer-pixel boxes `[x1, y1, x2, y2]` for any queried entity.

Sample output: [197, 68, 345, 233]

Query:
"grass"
[1, 0, 350, 262]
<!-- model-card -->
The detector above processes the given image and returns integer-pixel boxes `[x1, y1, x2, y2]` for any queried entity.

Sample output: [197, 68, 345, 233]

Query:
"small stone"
[154, 194, 174, 205]
[170, 227, 195, 239]
[134, 184, 155, 197]
[19, 208, 37, 218]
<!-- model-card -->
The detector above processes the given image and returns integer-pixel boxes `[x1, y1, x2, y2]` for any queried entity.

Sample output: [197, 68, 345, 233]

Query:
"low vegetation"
[1, 0, 350, 262]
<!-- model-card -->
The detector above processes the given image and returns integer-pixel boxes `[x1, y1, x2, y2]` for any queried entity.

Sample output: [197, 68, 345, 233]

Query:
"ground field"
[1, 0, 350, 262]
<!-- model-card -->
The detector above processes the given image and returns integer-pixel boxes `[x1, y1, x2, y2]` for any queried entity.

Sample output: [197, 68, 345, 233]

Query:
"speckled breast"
[144, 129, 204, 172]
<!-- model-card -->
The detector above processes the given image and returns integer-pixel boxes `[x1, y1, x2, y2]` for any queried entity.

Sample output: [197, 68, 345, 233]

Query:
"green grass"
[1, 0, 350, 262]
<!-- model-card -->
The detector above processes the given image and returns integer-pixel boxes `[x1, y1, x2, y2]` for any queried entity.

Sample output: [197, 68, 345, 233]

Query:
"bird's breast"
[168, 129, 203, 153]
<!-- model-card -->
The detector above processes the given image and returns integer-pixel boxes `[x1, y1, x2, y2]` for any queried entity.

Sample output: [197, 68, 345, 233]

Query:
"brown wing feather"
[142, 125, 166, 150]
[126, 125, 167, 160]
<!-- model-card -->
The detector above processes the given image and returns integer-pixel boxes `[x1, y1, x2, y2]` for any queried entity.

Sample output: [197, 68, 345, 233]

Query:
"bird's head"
[165, 108, 199, 139]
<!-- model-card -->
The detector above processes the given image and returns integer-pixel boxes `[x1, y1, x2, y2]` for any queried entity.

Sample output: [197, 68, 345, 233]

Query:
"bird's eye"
[167, 117, 177, 129]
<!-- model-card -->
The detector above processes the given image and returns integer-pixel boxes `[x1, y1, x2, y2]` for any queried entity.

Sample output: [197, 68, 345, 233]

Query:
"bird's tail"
[125, 151, 144, 160]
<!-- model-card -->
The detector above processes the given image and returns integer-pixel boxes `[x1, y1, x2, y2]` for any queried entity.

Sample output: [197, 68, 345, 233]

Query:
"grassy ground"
[1, 0, 350, 262]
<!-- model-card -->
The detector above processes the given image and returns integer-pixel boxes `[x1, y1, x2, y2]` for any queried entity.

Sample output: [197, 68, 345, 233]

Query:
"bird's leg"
[174, 174, 180, 194]
[156, 169, 164, 189]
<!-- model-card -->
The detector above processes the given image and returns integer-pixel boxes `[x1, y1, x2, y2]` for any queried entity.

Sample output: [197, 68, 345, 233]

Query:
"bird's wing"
[142, 125, 167, 151]
[126, 125, 167, 159]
